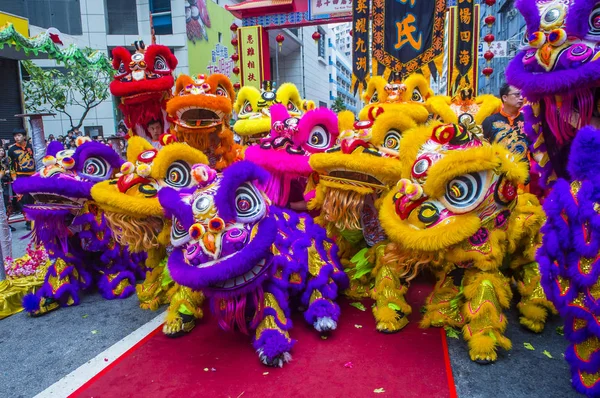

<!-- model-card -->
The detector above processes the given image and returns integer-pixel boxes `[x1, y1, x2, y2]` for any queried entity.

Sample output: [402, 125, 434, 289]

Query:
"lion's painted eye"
[235, 182, 266, 222]
[81, 156, 111, 180]
[411, 89, 424, 103]
[383, 130, 401, 151]
[171, 216, 189, 246]
[441, 172, 487, 213]
[193, 195, 212, 215]
[215, 86, 228, 97]
[286, 101, 300, 114]
[589, 5, 600, 36]
[306, 125, 331, 150]
[239, 100, 254, 115]
[165, 161, 192, 188]
[153, 55, 170, 73]
[369, 92, 379, 104]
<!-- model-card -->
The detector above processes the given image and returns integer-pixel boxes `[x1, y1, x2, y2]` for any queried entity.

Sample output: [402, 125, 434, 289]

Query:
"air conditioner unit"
[507, 9, 518, 20]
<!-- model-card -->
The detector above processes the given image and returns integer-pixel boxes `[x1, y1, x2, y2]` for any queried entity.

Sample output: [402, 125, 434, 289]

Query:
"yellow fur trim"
[427, 96, 457, 123]
[233, 118, 271, 137]
[404, 74, 434, 103]
[276, 82, 303, 113]
[474, 95, 502, 125]
[338, 110, 356, 132]
[309, 152, 403, 186]
[150, 143, 208, 178]
[319, 178, 375, 195]
[233, 85, 261, 113]
[423, 144, 528, 199]
[370, 105, 423, 146]
[91, 182, 164, 217]
[126, 136, 154, 162]
[379, 191, 483, 251]
[398, 122, 442, 178]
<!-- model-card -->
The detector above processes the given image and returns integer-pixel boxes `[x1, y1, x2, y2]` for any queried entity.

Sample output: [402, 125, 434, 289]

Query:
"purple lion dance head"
[506, 0, 600, 188]
[159, 160, 348, 367]
[13, 138, 143, 316]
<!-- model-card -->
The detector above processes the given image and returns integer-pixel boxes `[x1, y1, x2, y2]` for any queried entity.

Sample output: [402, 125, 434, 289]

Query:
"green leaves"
[543, 350, 553, 359]
[349, 302, 366, 311]
[444, 326, 460, 339]
[523, 342, 535, 351]
[21, 58, 110, 129]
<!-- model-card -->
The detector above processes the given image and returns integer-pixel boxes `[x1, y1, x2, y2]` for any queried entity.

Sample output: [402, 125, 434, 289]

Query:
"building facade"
[477, 0, 525, 96]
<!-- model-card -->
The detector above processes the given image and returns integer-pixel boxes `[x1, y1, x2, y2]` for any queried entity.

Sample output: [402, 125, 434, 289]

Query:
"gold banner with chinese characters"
[238, 26, 264, 89]
[448, 2, 480, 97]
[351, 0, 370, 95]
[372, 0, 446, 79]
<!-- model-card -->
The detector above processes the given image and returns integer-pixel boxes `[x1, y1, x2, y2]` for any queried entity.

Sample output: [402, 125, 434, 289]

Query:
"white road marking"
[35, 311, 166, 398]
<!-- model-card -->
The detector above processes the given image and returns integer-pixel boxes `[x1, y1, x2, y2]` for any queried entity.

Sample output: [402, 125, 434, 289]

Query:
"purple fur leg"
[253, 328, 296, 367]
[22, 292, 41, 313]
[97, 270, 137, 300]
[304, 298, 341, 331]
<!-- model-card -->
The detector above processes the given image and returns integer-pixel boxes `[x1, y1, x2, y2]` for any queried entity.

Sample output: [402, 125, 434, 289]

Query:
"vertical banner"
[372, 0, 446, 77]
[351, 0, 370, 95]
[238, 26, 265, 89]
[448, 1, 480, 97]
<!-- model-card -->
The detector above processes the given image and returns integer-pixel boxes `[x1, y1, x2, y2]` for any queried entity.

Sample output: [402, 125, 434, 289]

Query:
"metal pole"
[0, 183, 10, 281]
[275, 38, 280, 84]
[28, 115, 47, 172]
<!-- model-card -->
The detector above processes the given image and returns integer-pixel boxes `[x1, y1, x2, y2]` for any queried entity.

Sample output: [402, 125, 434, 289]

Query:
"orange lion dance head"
[167, 73, 241, 170]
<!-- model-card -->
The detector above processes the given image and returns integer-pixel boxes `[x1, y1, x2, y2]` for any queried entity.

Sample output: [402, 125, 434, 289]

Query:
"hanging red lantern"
[312, 30, 321, 44]
[230, 23, 238, 32]
[484, 15, 496, 26]
[484, 51, 495, 61]
[233, 82, 241, 90]
[482, 67, 494, 77]
[231, 37, 238, 47]
[276, 33, 285, 52]
[231, 53, 239, 62]
[484, 34, 495, 44]
[485, 0, 496, 6]
[349, 31, 353, 37]
[233, 66, 240, 75]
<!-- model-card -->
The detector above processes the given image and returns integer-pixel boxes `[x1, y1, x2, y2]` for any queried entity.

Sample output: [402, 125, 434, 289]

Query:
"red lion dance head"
[110, 41, 178, 141]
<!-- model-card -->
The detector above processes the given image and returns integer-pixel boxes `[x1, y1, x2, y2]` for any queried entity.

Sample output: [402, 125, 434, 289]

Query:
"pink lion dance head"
[245, 104, 339, 207]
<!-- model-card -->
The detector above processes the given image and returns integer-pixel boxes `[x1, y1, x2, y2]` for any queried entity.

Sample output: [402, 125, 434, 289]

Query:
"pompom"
[120, 161, 135, 175]
[61, 157, 75, 170]
[76, 136, 92, 146]
[189, 223, 206, 240]
[136, 163, 152, 177]
[42, 155, 57, 167]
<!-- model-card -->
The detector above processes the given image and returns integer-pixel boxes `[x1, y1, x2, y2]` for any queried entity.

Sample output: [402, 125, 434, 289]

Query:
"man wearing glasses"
[482, 83, 527, 158]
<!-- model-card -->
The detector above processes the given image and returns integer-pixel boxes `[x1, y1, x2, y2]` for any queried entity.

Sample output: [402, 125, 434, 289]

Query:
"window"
[107, 0, 138, 35]
[84, 126, 104, 138]
[150, 0, 173, 35]
[319, 101, 327, 108]
[318, 28, 326, 59]
[218, 32, 222, 43]
[0, 0, 82, 35]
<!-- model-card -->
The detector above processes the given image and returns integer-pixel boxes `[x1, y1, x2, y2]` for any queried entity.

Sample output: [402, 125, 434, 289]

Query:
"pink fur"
[245, 146, 313, 175]
[297, 107, 339, 152]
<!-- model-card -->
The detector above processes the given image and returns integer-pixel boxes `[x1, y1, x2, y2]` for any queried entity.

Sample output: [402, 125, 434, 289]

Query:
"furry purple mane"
[515, 0, 540, 33]
[47, 141, 64, 157]
[537, 126, 600, 396]
[74, 141, 124, 182]
[13, 175, 94, 199]
[215, 160, 269, 222]
[158, 187, 195, 228]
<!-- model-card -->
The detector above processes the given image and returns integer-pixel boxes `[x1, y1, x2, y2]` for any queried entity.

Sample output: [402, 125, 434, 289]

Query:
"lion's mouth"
[29, 193, 84, 210]
[177, 107, 225, 128]
[211, 257, 269, 289]
[328, 170, 383, 186]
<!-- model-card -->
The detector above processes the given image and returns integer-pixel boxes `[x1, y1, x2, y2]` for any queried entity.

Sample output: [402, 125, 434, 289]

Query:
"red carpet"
[73, 281, 456, 398]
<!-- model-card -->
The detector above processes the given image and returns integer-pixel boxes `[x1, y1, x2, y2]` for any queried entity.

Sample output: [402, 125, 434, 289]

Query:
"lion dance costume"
[159, 161, 348, 366]
[91, 136, 207, 336]
[233, 82, 314, 145]
[245, 103, 339, 208]
[506, 0, 600, 393]
[379, 122, 554, 363]
[14, 138, 144, 315]
[308, 74, 432, 333]
[110, 41, 178, 140]
[166, 73, 242, 169]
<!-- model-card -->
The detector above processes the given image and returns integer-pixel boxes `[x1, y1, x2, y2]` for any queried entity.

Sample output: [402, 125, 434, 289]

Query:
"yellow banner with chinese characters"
[448, 3, 479, 97]
[0, 12, 29, 37]
[238, 26, 264, 89]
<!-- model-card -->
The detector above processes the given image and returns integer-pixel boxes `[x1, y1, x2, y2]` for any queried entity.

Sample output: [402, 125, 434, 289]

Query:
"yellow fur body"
[378, 122, 554, 362]
[91, 136, 208, 336]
